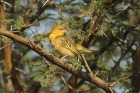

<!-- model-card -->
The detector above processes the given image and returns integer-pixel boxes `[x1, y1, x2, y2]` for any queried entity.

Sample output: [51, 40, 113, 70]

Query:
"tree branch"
[20, 0, 52, 32]
[0, 29, 116, 93]
[0, 2, 24, 93]
[132, 46, 140, 93]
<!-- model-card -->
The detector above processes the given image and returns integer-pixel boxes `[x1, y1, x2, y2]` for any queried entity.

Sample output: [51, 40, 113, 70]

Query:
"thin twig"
[0, 0, 12, 7]
[109, 87, 114, 93]
[81, 54, 93, 75]
[15, 67, 27, 74]
[61, 76, 76, 92]
[43, 57, 51, 67]
[109, 73, 132, 87]
[116, 3, 131, 16]
[42, 0, 50, 8]
[0, 41, 13, 50]
[20, 0, 52, 32]
[95, 70, 99, 76]
[115, 35, 135, 53]
[108, 36, 135, 82]
[53, 2, 70, 31]
[108, 49, 129, 82]
[0, 60, 5, 63]
[77, 86, 97, 93]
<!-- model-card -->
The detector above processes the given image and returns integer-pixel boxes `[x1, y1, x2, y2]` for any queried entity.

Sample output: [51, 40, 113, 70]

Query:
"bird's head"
[51, 24, 67, 36]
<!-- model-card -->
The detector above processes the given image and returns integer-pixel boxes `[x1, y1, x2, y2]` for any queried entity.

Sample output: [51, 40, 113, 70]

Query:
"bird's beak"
[62, 29, 67, 33]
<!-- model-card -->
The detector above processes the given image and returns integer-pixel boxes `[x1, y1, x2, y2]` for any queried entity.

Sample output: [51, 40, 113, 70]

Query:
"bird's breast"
[51, 36, 76, 57]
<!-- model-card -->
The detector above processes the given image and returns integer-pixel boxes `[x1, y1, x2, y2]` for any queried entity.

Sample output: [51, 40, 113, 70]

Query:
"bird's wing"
[60, 36, 81, 57]
[76, 44, 99, 55]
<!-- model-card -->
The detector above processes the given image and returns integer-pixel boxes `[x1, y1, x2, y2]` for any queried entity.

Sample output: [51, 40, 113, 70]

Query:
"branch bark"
[20, 0, 52, 32]
[132, 46, 140, 93]
[0, 2, 24, 93]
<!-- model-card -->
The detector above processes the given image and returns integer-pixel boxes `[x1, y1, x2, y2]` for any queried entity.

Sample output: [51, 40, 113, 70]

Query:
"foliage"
[29, 60, 61, 87]
[0, 0, 140, 93]
[12, 16, 32, 30]
[33, 34, 48, 48]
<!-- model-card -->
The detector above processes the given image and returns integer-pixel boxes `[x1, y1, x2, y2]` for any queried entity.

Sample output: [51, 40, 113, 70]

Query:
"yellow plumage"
[49, 24, 99, 58]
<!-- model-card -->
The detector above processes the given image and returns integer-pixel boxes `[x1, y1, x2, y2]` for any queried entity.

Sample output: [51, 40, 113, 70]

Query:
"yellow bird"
[49, 24, 99, 58]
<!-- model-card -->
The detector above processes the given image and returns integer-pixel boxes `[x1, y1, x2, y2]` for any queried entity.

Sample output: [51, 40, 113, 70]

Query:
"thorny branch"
[20, 0, 52, 32]
[0, 29, 116, 93]
[108, 39, 135, 82]
[109, 73, 132, 87]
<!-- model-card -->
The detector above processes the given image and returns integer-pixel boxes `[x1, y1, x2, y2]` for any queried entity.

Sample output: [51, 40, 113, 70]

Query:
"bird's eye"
[59, 28, 63, 30]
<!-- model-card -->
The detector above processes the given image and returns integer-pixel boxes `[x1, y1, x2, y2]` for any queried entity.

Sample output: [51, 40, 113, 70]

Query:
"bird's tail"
[76, 44, 99, 55]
